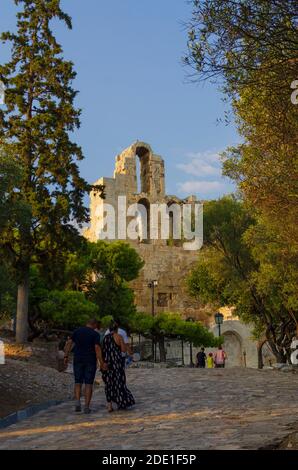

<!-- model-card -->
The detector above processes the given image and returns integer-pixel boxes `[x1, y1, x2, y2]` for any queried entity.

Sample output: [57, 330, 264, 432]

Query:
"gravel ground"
[0, 359, 73, 418]
[0, 335, 73, 418]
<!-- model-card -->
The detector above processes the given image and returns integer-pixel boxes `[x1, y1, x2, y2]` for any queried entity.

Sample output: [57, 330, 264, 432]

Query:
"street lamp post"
[214, 312, 224, 336]
[148, 280, 158, 362]
[186, 317, 195, 367]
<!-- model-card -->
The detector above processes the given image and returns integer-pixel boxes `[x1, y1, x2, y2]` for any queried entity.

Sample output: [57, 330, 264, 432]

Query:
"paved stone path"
[0, 368, 297, 450]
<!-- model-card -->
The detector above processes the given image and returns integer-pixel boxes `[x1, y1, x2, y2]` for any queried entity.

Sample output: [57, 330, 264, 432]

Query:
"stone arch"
[222, 330, 243, 367]
[211, 319, 258, 368]
[167, 200, 176, 240]
[135, 144, 152, 194]
[114, 141, 165, 197]
[137, 197, 150, 242]
[166, 200, 182, 246]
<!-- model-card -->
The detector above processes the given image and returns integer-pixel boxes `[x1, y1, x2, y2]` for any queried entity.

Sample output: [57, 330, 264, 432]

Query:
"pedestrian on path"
[206, 352, 214, 368]
[214, 345, 227, 368]
[104, 318, 132, 367]
[64, 319, 107, 414]
[101, 321, 135, 412]
[196, 347, 207, 368]
[95, 320, 106, 346]
[57, 335, 71, 372]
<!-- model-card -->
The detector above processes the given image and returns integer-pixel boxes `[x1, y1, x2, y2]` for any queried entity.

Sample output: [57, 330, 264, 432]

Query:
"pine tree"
[0, 0, 102, 342]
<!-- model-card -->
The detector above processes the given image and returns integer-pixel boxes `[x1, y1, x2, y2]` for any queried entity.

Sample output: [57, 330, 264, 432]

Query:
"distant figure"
[214, 345, 227, 368]
[64, 319, 107, 414]
[95, 320, 106, 346]
[57, 335, 70, 372]
[196, 347, 207, 368]
[101, 321, 135, 412]
[206, 352, 214, 368]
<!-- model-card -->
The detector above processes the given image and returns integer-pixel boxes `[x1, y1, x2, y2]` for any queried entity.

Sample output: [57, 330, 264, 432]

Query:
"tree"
[25, 240, 143, 336]
[185, 0, 298, 91]
[184, 1, 298, 361]
[187, 197, 298, 365]
[0, 149, 25, 229]
[127, 311, 220, 362]
[0, 149, 27, 325]
[0, 261, 16, 325]
[39, 290, 98, 330]
[0, 1, 103, 342]
[87, 241, 144, 320]
[185, 0, 298, 246]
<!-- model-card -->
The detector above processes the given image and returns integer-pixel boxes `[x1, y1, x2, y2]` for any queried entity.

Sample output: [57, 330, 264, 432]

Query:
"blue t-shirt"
[72, 327, 101, 363]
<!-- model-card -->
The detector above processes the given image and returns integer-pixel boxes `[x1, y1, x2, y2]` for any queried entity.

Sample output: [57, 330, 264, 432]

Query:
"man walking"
[196, 347, 207, 368]
[64, 319, 107, 414]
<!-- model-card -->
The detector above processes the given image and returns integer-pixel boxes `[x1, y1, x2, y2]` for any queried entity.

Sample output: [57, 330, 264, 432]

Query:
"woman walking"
[214, 345, 227, 368]
[101, 321, 135, 412]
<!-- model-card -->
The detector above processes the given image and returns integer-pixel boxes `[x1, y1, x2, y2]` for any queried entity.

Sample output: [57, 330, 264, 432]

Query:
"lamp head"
[214, 312, 224, 325]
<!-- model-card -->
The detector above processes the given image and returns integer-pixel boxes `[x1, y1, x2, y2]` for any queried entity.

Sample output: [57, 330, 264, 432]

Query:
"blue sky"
[1, 0, 240, 200]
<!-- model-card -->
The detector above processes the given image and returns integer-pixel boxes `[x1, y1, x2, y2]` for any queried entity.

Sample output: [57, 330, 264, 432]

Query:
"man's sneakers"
[74, 402, 91, 414]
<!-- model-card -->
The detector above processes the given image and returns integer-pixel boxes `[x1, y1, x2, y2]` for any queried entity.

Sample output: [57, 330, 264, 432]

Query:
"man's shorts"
[73, 360, 97, 385]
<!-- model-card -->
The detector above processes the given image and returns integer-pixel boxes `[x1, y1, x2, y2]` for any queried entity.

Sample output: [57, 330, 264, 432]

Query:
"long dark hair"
[109, 320, 118, 333]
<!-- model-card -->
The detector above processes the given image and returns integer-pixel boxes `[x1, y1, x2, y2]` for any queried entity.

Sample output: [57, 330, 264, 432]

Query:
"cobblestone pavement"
[0, 368, 297, 450]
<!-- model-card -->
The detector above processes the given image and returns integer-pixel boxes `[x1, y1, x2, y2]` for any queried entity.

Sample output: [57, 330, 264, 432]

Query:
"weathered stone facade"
[84, 141, 200, 318]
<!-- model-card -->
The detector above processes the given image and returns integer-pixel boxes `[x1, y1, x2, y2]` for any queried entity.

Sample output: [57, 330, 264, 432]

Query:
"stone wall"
[84, 142, 271, 367]
[134, 320, 260, 368]
[84, 141, 201, 319]
[210, 320, 258, 368]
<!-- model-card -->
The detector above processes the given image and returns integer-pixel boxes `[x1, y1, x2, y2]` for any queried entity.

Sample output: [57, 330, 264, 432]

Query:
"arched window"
[136, 146, 150, 194]
[137, 197, 150, 242]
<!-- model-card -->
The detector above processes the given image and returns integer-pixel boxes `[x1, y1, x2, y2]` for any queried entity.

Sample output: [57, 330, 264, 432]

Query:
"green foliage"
[185, 1, 297, 93]
[0, 0, 92, 260]
[127, 311, 219, 347]
[185, 0, 298, 263]
[91, 278, 136, 320]
[100, 315, 114, 328]
[0, 261, 16, 323]
[0, 0, 103, 340]
[86, 241, 144, 321]
[39, 290, 98, 329]
[89, 241, 144, 282]
[185, 2, 298, 361]
[188, 261, 227, 306]
[26, 240, 143, 331]
[187, 197, 298, 362]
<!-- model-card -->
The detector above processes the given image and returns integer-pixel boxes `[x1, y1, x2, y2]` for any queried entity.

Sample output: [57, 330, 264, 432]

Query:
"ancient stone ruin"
[84, 141, 269, 367]
[84, 141, 201, 319]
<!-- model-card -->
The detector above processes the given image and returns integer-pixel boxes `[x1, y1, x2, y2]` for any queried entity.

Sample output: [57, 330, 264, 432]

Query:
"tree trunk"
[16, 268, 29, 343]
[257, 342, 264, 369]
[267, 338, 287, 364]
[158, 336, 167, 362]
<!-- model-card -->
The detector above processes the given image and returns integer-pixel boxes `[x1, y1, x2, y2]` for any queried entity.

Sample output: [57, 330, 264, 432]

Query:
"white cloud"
[176, 149, 234, 198]
[177, 160, 219, 177]
[177, 151, 221, 177]
[178, 180, 226, 194]
[186, 150, 222, 164]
